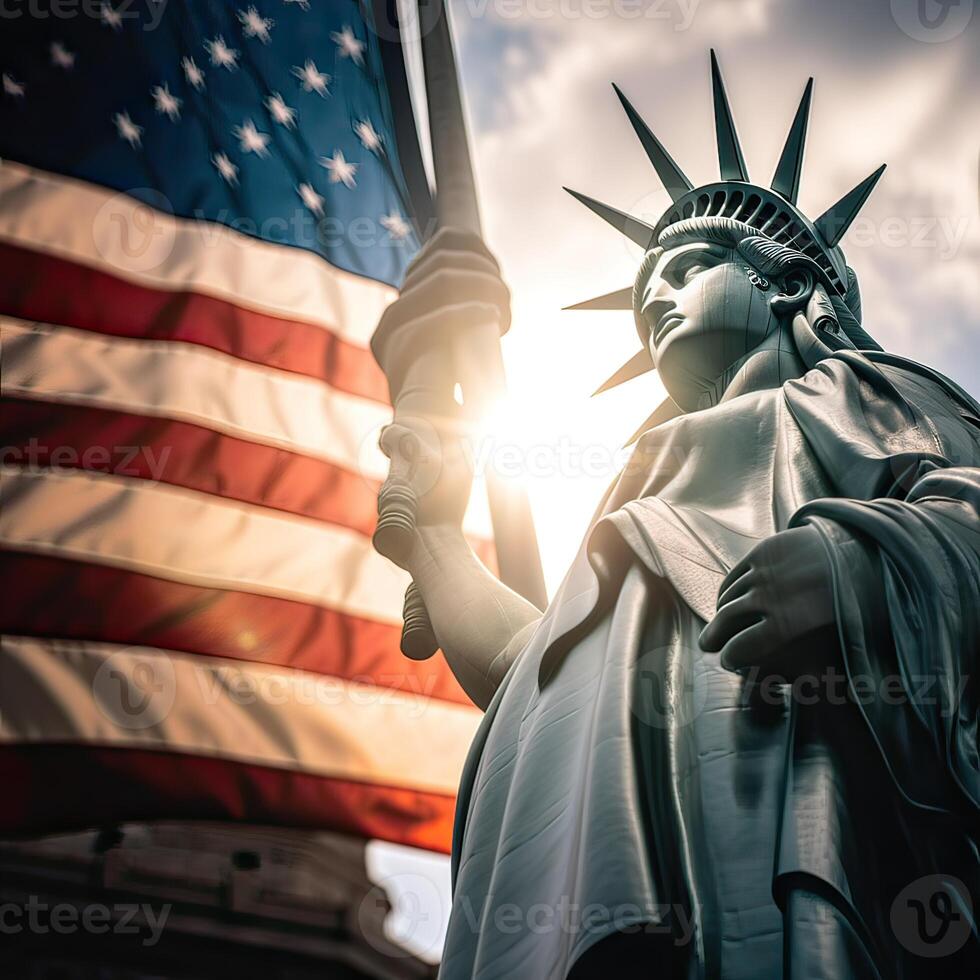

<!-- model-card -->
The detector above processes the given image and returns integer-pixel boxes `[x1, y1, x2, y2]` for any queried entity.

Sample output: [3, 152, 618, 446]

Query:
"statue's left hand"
[699, 525, 841, 679]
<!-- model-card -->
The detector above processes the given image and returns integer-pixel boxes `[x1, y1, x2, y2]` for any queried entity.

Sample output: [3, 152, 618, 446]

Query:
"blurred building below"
[0, 823, 437, 980]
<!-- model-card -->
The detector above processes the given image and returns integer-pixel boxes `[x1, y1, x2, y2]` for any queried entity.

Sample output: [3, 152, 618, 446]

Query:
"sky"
[374, 0, 978, 962]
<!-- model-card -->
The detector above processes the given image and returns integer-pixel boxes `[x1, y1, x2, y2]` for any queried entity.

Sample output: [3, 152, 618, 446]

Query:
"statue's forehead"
[645, 240, 730, 278]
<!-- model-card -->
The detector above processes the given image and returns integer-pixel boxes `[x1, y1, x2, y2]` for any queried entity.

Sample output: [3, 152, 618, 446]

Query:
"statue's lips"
[653, 313, 686, 346]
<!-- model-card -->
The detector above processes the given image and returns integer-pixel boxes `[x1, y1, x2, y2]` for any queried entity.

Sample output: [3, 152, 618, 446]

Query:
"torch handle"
[373, 343, 457, 660]
[401, 581, 438, 661]
[373, 343, 453, 565]
[373, 459, 421, 571]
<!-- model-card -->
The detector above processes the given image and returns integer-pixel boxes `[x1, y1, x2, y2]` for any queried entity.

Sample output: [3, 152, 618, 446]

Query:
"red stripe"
[0, 553, 472, 707]
[0, 241, 390, 404]
[0, 744, 456, 853]
[0, 397, 382, 538]
[0, 398, 498, 570]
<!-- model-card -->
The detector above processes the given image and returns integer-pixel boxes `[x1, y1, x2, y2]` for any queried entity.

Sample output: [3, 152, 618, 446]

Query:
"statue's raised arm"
[371, 227, 541, 710]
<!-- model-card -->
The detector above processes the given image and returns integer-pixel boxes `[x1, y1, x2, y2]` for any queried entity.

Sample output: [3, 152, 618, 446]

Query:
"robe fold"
[441, 351, 980, 980]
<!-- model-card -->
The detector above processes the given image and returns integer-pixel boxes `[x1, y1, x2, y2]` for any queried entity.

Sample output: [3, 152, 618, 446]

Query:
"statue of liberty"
[371, 52, 979, 978]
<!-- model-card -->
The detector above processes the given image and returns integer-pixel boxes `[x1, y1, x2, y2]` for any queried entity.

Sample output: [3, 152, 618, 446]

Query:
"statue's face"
[638, 241, 782, 410]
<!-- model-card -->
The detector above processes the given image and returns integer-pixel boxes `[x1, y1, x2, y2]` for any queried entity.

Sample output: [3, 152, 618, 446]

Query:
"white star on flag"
[204, 36, 239, 71]
[100, 4, 123, 31]
[355, 119, 382, 153]
[381, 212, 411, 240]
[292, 60, 330, 97]
[233, 119, 271, 157]
[2, 73, 25, 98]
[265, 92, 297, 128]
[212, 152, 240, 186]
[152, 83, 182, 121]
[182, 56, 205, 91]
[297, 182, 325, 216]
[50, 41, 76, 70]
[319, 150, 357, 188]
[282, 0, 310, 8]
[238, 6, 274, 43]
[113, 111, 143, 148]
[331, 26, 365, 65]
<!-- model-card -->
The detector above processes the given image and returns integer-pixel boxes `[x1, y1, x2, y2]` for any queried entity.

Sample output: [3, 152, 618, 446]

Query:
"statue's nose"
[643, 297, 678, 344]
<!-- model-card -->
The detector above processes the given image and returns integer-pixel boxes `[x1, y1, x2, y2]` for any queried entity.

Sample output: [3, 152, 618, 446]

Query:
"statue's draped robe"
[441, 352, 979, 980]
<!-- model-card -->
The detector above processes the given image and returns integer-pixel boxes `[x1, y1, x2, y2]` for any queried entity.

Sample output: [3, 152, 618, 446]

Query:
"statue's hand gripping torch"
[371, 228, 512, 660]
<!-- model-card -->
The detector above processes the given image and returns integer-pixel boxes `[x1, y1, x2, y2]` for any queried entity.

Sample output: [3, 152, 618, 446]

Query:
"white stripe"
[0, 160, 396, 347]
[1, 317, 496, 540]
[1, 317, 391, 479]
[0, 636, 479, 796]
[0, 466, 410, 624]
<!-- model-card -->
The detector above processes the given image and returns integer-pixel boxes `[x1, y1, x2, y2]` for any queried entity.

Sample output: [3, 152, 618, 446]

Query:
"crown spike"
[710, 50, 749, 182]
[564, 187, 657, 250]
[592, 348, 655, 396]
[814, 164, 887, 247]
[564, 286, 634, 312]
[771, 78, 813, 204]
[612, 84, 693, 203]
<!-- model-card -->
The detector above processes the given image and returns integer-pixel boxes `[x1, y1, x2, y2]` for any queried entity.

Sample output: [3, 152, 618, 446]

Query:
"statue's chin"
[655, 328, 732, 411]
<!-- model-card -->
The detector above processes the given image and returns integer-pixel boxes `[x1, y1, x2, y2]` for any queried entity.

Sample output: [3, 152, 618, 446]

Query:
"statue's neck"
[697, 324, 806, 409]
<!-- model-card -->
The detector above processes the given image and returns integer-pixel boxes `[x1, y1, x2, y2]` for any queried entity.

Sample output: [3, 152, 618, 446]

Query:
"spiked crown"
[565, 52, 887, 439]
[566, 51, 885, 302]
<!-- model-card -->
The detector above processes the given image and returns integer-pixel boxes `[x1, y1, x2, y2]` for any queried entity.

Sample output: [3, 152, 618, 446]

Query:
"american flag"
[0, 0, 486, 852]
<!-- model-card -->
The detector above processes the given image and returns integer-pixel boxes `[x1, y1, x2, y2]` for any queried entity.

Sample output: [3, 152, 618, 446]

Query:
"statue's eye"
[659, 248, 724, 288]
[663, 255, 710, 287]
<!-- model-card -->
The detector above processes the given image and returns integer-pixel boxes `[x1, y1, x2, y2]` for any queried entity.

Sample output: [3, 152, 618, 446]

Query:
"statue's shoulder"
[851, 349, 980, 425]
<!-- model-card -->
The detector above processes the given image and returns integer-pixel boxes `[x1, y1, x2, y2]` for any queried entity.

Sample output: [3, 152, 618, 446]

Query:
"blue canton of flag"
[0, 0, 425, 286]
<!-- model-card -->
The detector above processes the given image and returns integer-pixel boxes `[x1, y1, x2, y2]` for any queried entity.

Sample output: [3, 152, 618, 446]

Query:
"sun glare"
[463, 306, 668, 596]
